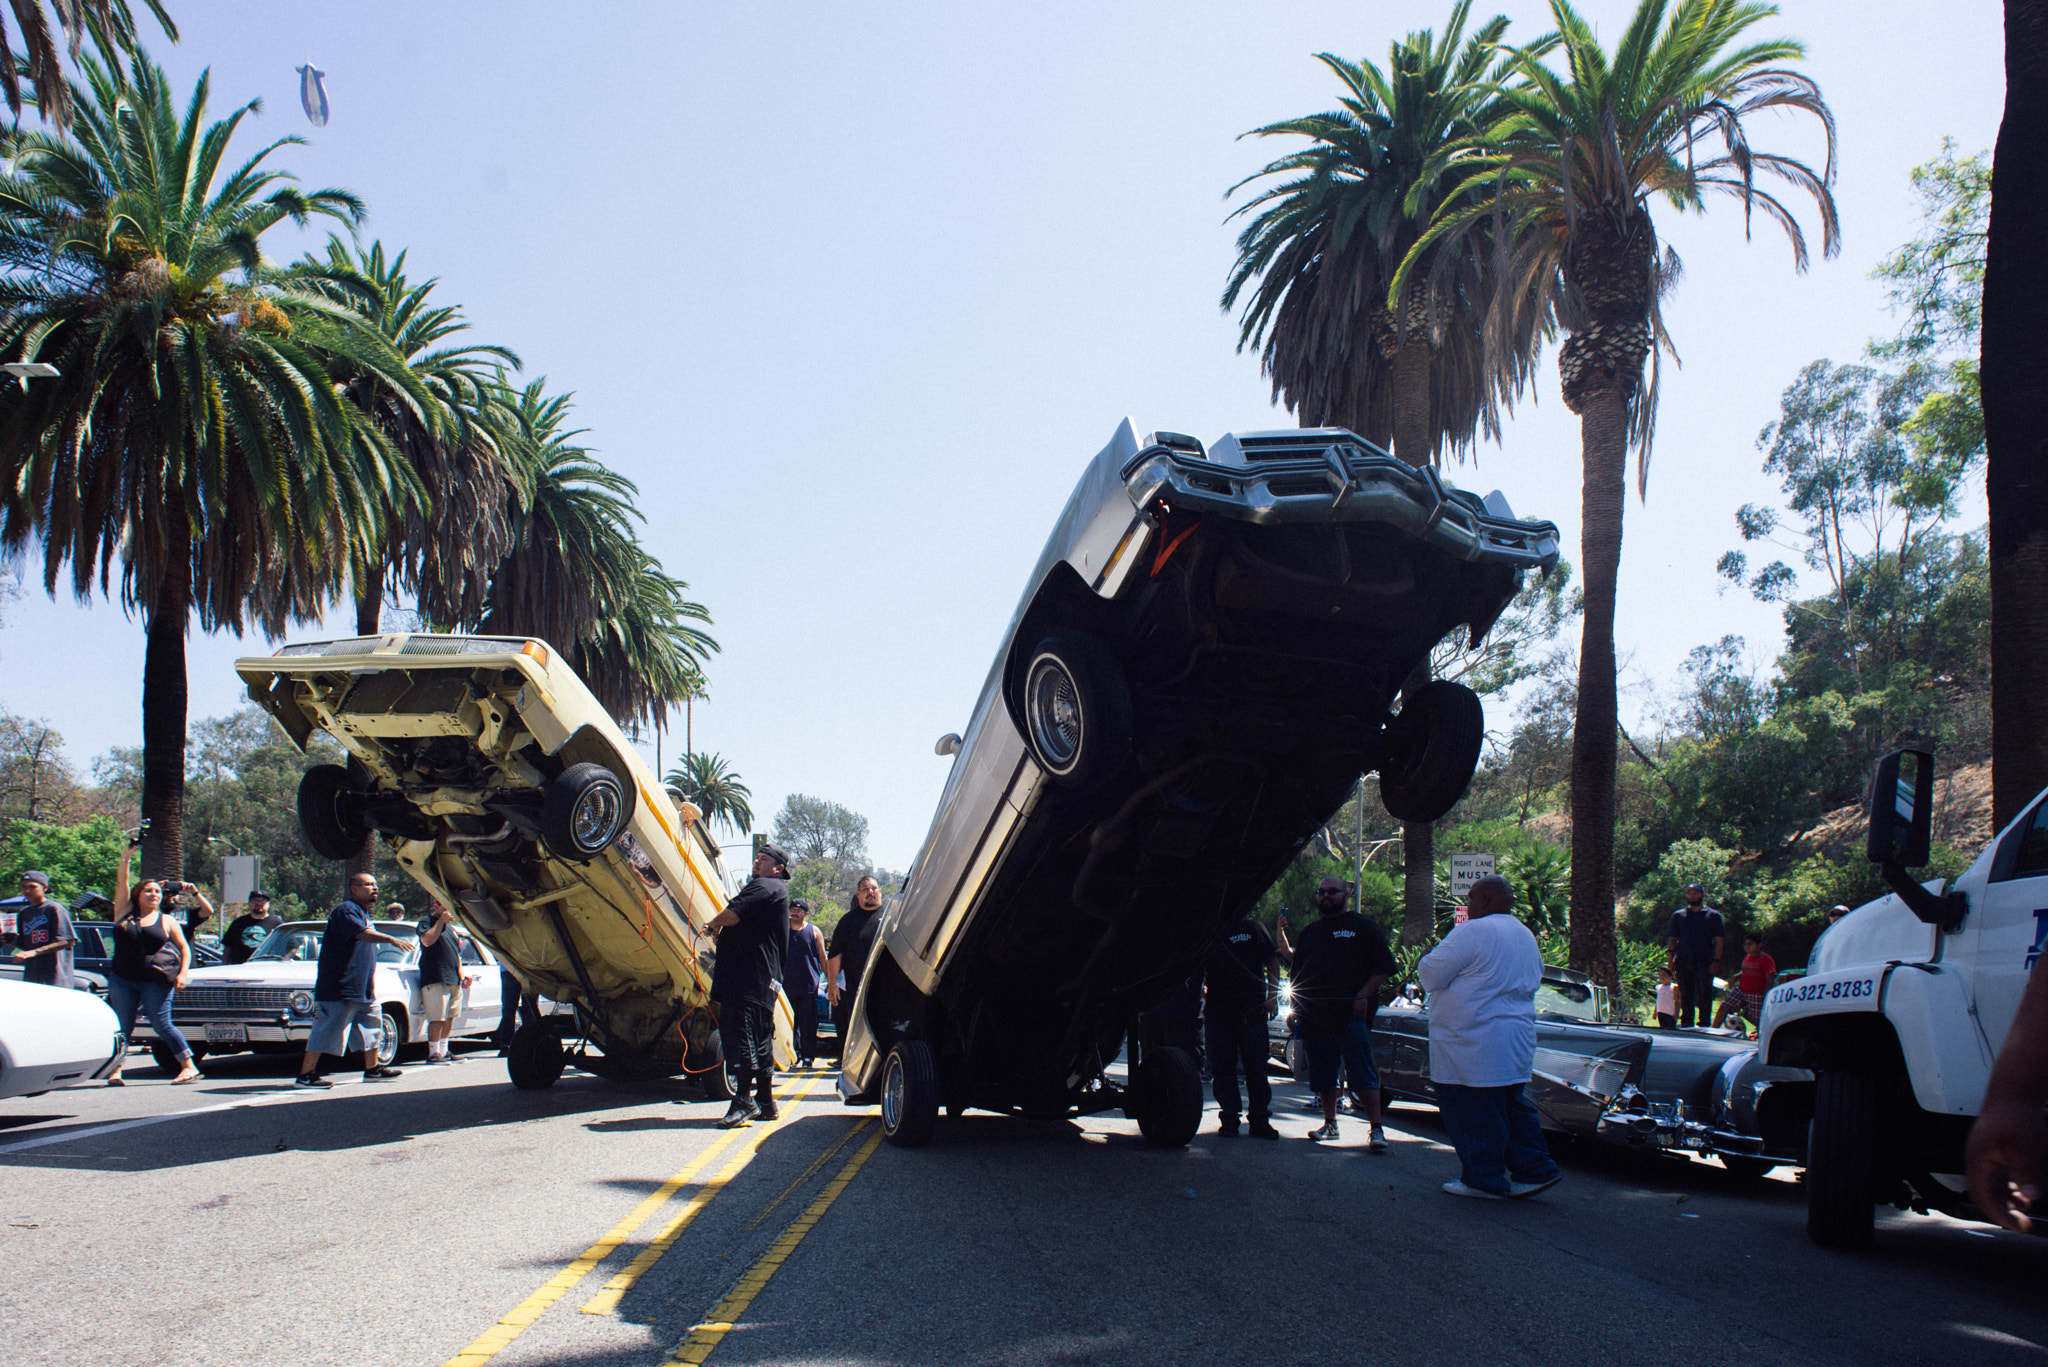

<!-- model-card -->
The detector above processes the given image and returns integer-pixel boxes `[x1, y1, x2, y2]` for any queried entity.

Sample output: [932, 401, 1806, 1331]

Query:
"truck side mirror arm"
[1878, 859, 1967, 931]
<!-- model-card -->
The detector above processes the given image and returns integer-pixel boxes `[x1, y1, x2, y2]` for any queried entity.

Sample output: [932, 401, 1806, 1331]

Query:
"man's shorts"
[308, 1000, 383, 1056]
[1724, 988, 1765, 1023]
[421, 982, 462, 1022]
[1303, 1014, 1379, 1094]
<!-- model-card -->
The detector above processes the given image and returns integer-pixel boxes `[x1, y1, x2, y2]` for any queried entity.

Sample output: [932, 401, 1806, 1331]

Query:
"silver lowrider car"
[839, 420, 1560, 1146]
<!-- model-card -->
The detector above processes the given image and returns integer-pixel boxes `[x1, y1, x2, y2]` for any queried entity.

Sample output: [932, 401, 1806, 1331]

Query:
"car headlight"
[289, 991, 315, 1016]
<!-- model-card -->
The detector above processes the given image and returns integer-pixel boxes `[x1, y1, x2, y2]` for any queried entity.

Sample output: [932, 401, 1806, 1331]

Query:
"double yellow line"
[442, 1076, 828, 1367]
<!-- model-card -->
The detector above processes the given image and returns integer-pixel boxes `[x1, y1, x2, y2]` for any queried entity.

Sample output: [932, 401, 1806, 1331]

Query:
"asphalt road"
[3, 1045, 2045, 1367]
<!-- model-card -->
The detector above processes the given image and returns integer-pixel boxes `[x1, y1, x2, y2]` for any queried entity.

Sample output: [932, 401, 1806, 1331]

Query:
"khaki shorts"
[421, 982, 462, 1022]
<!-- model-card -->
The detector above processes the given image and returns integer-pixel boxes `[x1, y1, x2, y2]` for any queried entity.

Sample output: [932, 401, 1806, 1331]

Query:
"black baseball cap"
[251, 889, 272, 901]
[790, 897, 811, 913]
[758, 841, 793, 871]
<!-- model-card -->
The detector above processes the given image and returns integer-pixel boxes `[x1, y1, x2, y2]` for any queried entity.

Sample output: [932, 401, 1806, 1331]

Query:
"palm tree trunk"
[1568, 388, 1628, 988]
[140, 514, 192, 880]
[1986, 0, 2048, 828]
[356, 576, 383, 637]
[1391, 340, 1439, 945]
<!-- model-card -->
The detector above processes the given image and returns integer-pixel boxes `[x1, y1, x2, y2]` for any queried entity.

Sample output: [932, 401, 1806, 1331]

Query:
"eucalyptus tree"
[1223, 3, 1550, 942]
[291, 237, 529, 635]
[1398, 0, 1839, 983]
[476, 380, 717, 728]
[0, 49, 420, 876]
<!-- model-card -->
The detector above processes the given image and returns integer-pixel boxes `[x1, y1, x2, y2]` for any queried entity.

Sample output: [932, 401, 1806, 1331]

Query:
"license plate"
[205, 1023, 247, 1045]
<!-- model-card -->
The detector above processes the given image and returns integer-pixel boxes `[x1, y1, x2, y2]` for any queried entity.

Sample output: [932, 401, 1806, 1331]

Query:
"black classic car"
[836, 421, 1560, 1146]
[1270, 963, 1811, 1174]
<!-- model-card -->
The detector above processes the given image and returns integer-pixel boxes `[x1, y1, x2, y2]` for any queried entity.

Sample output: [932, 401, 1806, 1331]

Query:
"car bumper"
[1595, 1107, 1766, 1159]
[135, 1012, 314, 1050]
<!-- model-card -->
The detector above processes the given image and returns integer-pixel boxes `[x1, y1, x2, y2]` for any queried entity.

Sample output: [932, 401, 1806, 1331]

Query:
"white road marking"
[0, 1087, 312, 1155]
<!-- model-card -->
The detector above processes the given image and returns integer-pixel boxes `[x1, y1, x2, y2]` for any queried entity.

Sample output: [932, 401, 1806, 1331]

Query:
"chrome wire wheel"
[1025, 656, 1083, 774]
[570, 781, 623, 849]
[882, 1050, 906, 1132]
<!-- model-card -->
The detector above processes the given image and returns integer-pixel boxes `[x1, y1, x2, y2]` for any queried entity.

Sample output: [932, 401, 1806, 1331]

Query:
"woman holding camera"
[105, 836, 206, 1085]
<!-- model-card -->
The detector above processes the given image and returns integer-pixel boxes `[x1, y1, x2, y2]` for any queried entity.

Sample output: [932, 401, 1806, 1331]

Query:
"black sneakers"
[1216, 1116, 1240, 1136]
[1249, 1120, 1280, 1139]
[295, 1073, 333, 1089]
[362, 1066, 403, 1080]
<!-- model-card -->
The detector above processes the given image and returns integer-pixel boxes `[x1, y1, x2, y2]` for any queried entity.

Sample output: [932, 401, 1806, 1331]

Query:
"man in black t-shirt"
[1204, 916, 1280, 1138]
[1280, 876, 1396, 1148]
[707, 842, 791, 1127]
[826, 874, 885, 1022]
[222, 891, 282, 965]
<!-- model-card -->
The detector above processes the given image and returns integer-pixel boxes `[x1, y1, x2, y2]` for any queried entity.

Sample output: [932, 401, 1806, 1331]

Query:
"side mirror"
[1864, 748, 1964, 929]
[1865, 748, 1934, 868]
[935, 733, 962, 757]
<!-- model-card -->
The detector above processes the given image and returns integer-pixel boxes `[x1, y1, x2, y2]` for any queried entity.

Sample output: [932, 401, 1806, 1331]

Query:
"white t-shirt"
[1417, 913, 1542, 1088]
[1655, 982, 1676, 1014]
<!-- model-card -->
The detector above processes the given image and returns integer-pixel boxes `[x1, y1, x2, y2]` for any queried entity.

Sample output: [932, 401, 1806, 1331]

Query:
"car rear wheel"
[881, 1040, 940, 1148]
[1130, 1045, 1203, 1147]
[376, 1007, 406, 1068]
[1378, 681, 1485, 824]
[507, 1023, 565, 1090]
[298, 764, 370, 861]
[1021, 633, 1132, 789]
[1806, 1070, 1879, 1249]
[148, 1041, 187, 1074]
[542, 762, 635, 860]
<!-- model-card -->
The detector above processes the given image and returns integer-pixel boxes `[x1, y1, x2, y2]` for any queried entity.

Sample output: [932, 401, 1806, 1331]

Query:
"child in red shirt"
[1715, 932, 1776, 1035]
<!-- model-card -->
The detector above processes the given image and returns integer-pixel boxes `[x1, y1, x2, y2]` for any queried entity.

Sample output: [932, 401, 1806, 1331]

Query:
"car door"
[458, 936, 502, 1036]
[1974, 797, 2048, 1075]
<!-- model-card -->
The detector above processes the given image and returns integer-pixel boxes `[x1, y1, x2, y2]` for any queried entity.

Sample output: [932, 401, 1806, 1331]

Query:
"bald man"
[1417, 874, 1561, 1200]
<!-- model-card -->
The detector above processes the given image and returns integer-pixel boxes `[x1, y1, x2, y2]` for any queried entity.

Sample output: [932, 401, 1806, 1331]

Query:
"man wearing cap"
[1666, 883, 1725, 1029]
[222, 891, 283, 965]
[706, 842, 791, 1127]
[786, 897, 826, 1067]
[12, 871, 77, 990]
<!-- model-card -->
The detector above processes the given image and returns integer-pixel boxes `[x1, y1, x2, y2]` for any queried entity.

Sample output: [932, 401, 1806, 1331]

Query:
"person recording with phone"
[105, 824, 204, 1084]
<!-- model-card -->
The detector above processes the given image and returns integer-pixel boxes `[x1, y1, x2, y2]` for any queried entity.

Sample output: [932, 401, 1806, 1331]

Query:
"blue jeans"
[107, 975, 191, 1061]
[1435, 1082, 1560, 1195]
[1304, 1013, 1379, 1094]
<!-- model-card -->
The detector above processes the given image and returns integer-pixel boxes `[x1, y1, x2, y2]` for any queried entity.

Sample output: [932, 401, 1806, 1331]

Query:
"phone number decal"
[1773, 977, 1874, 1005]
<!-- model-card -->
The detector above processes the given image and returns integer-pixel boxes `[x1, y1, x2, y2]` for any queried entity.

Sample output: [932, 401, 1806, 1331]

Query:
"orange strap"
[1150, 522, 1199, 576]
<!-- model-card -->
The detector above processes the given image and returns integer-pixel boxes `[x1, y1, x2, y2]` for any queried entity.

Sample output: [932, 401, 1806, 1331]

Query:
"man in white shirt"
[1417, 874, 1561, 1200]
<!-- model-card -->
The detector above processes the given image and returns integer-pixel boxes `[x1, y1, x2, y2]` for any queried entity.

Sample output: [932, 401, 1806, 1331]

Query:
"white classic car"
[132, 920, 504, 1070]
[0, 978, 124, 1098]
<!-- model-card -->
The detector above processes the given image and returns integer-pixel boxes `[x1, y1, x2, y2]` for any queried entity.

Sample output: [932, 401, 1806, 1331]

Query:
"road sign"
[1450, 852, 1496, 899]
[220, 855, 261, 906]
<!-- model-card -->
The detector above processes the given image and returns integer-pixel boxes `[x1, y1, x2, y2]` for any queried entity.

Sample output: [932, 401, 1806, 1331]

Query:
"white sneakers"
[1441, 1176, 1562, 1199]
[1441, 1180, 1506, 1199]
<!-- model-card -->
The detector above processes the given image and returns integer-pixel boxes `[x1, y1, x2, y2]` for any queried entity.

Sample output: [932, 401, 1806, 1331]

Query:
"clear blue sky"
[0, 1, 2006, 871]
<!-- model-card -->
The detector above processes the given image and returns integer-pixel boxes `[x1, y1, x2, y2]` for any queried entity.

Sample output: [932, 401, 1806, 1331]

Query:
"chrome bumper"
[1596, 1103, 1764, 1158]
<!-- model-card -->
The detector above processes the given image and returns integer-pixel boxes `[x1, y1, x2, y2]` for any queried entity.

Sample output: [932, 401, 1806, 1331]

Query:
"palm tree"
[476, 380, 718, 729]
[1224, 4, 1551, 943]
[0, 49, 420, 877]
[291, 237, 529, 636]
[1398, 0, 1839, 983]
[665, 751, 751, 837]
[0, 2, 173, 131]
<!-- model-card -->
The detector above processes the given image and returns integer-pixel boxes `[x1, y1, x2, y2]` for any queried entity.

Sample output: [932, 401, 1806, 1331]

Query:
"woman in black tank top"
[105, 841, 202, 1085]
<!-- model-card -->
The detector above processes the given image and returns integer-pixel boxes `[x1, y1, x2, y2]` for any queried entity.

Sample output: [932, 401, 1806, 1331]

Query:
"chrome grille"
[174, 986, 296, 1011]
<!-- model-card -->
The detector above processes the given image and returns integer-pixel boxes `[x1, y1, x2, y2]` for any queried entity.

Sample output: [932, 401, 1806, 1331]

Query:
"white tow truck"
[1761, 748, 2046, 1248]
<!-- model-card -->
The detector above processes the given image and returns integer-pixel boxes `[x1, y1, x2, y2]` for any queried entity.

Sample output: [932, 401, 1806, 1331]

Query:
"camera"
[159, 880, 186, 898]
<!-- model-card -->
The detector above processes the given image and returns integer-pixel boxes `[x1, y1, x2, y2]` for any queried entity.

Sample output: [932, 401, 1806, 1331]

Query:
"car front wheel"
[542, 762, 635, 860]
[298, 764, 370, 861]
[1378, 681, 1485, 824]
[1021, 633, 1132, 789]
[1806, 1070, 1879, 1249]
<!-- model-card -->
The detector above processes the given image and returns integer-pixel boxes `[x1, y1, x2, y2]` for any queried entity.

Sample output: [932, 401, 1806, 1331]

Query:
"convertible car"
[1291, 964, 1812, 1174]
[235, 634, 792, 1096]
[837, 420, 1560, 1146]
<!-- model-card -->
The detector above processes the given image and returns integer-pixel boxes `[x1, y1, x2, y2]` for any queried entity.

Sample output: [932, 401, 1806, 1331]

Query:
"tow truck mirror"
[1865, 748, 1934, 869]
[935, 733, 963, 757]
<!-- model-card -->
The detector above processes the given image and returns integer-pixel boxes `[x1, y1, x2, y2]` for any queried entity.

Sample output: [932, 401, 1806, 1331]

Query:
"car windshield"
[252, 924, 419, 965]
[1534, 976, 1599, 1021]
